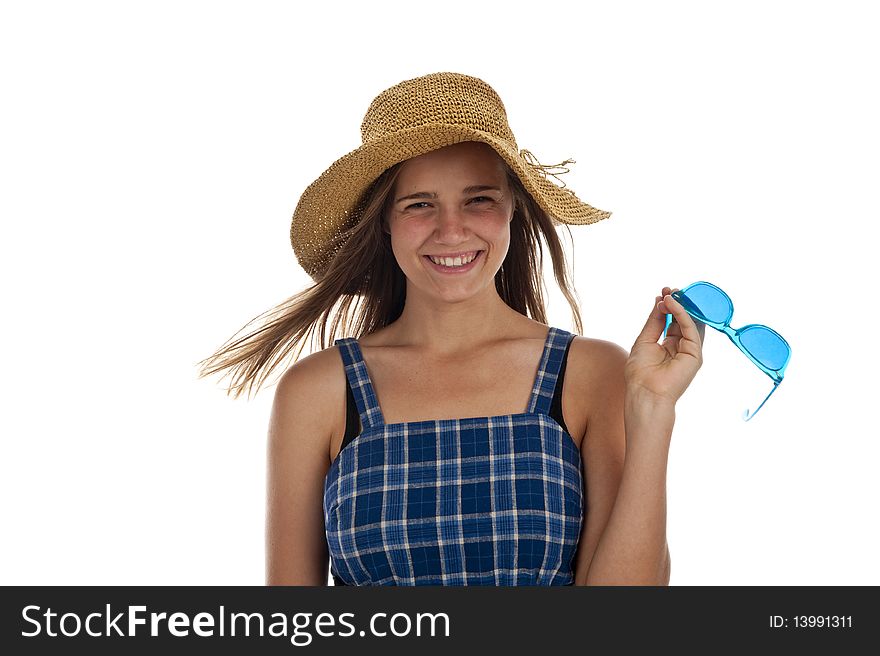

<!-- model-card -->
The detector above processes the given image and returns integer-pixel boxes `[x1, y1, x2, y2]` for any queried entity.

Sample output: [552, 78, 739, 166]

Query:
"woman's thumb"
[633, 295, 666, 347]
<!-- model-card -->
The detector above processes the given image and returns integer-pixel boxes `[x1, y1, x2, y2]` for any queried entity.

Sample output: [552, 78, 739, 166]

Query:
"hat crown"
[360, 72, 518, 150]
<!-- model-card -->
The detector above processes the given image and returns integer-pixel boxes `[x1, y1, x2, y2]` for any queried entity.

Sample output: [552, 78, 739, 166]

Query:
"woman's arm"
[265, 354, 335, 585]
[583, 388, 674, 585]
[570, 341, 672, 586]
[578, 288, 704, 585]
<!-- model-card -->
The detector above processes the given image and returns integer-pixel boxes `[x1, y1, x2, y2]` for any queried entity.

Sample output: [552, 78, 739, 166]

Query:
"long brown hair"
[194, 156, 585, 400]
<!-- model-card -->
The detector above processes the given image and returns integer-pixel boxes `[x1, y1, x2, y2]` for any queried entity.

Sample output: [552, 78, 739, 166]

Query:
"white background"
[2, 0, 877, 585]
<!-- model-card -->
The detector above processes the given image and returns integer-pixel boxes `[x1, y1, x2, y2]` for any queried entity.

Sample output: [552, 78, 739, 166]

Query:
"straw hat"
[290, 71, 611, 281]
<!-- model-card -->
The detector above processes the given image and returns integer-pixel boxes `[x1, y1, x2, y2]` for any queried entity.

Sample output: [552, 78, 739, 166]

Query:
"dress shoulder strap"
[334, 338, 386, 430]
[526, 327, 576, 416]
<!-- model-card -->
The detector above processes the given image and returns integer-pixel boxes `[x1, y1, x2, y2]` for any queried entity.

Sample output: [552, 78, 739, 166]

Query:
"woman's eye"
[405, 197, 493, 210]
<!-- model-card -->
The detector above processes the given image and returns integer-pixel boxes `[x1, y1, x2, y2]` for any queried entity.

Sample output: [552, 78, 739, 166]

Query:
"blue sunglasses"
[662, 281, 791, 422]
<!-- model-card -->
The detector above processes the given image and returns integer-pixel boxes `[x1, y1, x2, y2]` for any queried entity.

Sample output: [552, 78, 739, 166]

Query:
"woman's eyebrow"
[395, 185, 502, 204]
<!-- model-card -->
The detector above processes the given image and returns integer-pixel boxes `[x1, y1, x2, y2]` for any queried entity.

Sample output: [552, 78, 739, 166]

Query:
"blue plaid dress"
[323, 326, 583, 585]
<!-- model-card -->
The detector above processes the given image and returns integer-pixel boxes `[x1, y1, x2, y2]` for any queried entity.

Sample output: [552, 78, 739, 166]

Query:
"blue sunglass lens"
[677, 282, 733, 325]
[740, 326, 790, 371]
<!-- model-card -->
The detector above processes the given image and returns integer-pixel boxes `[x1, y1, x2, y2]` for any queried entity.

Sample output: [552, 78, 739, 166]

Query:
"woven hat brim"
[290, 123, 611, 279]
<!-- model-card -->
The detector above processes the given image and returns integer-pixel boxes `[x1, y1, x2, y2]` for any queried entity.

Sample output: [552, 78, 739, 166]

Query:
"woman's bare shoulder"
[566, 336, 629, 430]
[272, 343, 349, 446]
[569, 335, 628, 359]
[278, 342, 347, 388]
[568, 335, 628, 385]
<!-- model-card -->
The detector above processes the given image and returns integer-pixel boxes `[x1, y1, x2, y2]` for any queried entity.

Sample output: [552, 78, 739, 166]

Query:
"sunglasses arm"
[662, 312, 673, 340]
[743, 381, 782, 422]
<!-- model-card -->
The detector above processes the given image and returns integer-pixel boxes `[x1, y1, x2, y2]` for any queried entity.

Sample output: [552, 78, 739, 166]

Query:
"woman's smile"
[423, 250, 485, 273]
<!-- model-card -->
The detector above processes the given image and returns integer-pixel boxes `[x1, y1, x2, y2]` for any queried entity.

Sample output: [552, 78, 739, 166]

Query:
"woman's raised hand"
[625, 286, 706, 408]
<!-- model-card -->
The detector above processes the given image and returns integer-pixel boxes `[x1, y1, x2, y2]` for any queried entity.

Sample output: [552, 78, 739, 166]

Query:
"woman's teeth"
[427, 251, 479, 267]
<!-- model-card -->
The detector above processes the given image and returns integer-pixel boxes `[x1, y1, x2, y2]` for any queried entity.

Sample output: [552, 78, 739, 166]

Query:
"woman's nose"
[434, 206, 469, 237]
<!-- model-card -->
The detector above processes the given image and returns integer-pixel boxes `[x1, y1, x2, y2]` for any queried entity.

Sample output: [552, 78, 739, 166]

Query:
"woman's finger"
[664, 293, 704, 355]
[633, 293, 670, 348]
[666, 287, 706, 345]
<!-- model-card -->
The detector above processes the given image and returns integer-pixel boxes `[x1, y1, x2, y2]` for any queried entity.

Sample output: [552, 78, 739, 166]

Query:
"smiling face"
[386, 141, 515, 302]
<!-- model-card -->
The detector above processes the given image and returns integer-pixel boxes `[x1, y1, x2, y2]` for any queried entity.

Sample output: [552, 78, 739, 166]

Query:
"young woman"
[197, 72, 705, 586]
